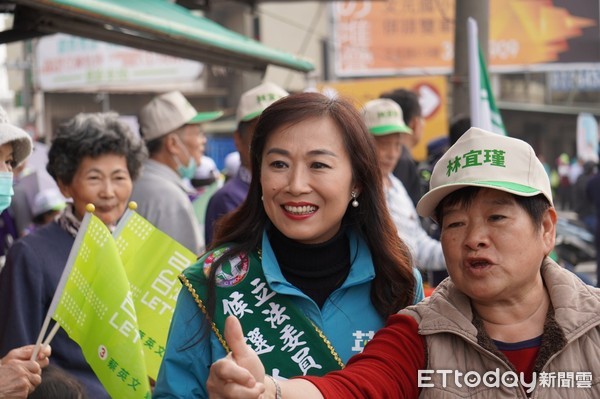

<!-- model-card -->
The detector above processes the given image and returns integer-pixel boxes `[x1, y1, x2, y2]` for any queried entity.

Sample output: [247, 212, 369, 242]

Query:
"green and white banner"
[114, 208, 197, 379]
[468, 17, 507, 136]
[478, 47, 506, 135]
[52, 211, 151, 399]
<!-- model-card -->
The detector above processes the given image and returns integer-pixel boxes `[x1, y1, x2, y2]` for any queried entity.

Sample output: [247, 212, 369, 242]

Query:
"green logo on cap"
[257, 93, 279, 104]
[377, 110, 400, 119]
[446, 149, 506, 177]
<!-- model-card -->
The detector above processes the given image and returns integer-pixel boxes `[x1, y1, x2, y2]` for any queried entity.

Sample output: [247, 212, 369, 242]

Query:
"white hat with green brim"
[363, 98, 412, 136]
[236, 82, 289, 123]
[416, 127, 553, 219]
[139, 91, 223, 141]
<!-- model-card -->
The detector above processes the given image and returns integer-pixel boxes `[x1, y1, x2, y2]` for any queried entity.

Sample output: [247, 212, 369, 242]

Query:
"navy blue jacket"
[0, 221, 109, 399]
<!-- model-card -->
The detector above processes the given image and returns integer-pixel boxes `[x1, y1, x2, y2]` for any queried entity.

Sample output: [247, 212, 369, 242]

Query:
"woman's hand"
[0, 344, 51, 398]
[4, 344, 51, 368]
[208, 316, 267, 399]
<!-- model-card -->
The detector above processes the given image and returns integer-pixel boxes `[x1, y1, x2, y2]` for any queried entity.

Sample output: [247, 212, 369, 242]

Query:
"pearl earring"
[351, 191, 359, 208]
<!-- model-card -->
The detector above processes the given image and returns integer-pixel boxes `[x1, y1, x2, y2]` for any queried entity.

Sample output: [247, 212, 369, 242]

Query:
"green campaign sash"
[180, 247, 344, 377]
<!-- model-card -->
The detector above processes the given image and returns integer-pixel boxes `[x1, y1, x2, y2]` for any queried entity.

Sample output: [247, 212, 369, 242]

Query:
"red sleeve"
[300, 314, 424, 399]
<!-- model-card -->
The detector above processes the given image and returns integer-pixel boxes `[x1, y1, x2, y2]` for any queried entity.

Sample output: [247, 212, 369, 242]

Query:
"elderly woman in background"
[0, 112, 147, 399]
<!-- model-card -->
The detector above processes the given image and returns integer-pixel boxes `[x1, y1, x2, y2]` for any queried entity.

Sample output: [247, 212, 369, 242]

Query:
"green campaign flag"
[478, 47, 507, 135]
[468, 18, 506, 136]
[114, 207, 197, 379]
[52, 211, 151, 399]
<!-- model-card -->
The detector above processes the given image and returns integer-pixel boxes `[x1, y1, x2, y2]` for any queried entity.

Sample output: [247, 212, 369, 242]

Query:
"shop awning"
[2, 0, 314, 72]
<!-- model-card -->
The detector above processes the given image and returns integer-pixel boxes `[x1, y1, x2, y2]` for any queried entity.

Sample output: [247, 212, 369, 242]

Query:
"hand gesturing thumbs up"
[207, 316, 266, 399]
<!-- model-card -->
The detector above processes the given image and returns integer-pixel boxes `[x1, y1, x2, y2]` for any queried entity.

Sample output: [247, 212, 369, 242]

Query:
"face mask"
[0, 172, 14, 213]
[176, 157, 197, 180]
[172, 135, 197, 180]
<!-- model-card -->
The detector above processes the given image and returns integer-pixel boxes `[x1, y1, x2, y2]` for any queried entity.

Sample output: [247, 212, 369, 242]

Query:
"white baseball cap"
[194, 155, 218, 179]
[236, 82, 289, 123]
[32, 188, 66, 218]
[0, 106, 32, 166]
[139, 91, 223, 141]
[363, 98, 412, 135]
[223, 151, 241, 177]
[416, 127, 553, 219]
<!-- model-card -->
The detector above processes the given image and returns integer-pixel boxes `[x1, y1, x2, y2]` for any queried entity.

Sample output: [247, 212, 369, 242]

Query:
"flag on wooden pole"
[39, 204, 151, 399]
[113, 202, 197, 379]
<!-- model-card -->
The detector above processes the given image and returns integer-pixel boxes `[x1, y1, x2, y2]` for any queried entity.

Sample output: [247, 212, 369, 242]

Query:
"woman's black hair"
[206, 92, 416, 324]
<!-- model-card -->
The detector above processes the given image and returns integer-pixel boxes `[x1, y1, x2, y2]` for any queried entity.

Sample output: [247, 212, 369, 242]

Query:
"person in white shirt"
[222, 151, 240, 181]
[191, 155, 220, 188]
[363, 98, 446, 277]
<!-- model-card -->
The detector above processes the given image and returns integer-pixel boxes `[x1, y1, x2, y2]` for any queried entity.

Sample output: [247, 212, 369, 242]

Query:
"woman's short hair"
[47, 112, 147, 185]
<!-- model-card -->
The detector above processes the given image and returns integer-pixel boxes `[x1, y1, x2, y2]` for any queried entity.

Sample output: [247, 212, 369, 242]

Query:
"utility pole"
[22, 40, 33, 124]
[452, 0, 489, 119]
[206, 2, 262, 113]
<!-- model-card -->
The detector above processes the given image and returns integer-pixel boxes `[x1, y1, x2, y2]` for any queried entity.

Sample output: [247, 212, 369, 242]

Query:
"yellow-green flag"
[114, 207, 197, 379]
[51, 210, 151, 399]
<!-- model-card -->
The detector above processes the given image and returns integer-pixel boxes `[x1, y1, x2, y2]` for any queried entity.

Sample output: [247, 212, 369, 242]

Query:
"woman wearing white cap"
[0, 106, 51, 398]
[207, 127, 600, 398]
[0, 107, 32, 212]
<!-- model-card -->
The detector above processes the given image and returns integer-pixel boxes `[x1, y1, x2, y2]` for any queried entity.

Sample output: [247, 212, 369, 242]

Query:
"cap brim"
[0, 123, 32, 165]
[416, 181, 543, 220]
[369, 124, 412, 135]
[189, 111, 224, 124]
[239, 110, 262, 123]
[52, 202, 67, 212]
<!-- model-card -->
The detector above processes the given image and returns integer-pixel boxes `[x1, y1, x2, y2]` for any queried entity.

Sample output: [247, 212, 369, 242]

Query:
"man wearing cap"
[204, 82, 288, 246]
[381, 88, 425, 207]
[363, 98, 446, 277]
[207, 127, 600, 399]
[131, 91, 222, 253]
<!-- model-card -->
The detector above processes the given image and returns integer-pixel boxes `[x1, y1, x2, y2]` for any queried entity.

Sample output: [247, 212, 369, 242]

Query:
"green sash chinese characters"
[180, 247, 344, 377]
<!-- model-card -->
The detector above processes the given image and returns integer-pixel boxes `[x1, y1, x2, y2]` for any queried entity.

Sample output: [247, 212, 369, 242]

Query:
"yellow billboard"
[318, 75, 448, 161]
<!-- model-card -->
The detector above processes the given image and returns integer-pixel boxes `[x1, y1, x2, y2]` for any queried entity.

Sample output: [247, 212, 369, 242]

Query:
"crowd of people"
[0, 83, 598, 399]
